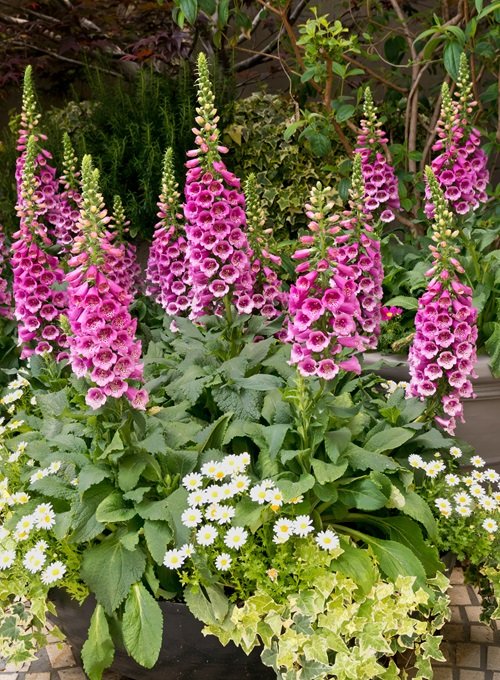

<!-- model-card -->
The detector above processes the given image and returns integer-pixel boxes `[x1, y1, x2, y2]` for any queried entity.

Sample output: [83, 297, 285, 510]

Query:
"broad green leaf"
[179, 0, 197, 23]
[324, 428, 351, 463]
[400, 490, 438, 541]
[70, 482, 114, 543]
[35, 389, 68, 417]
[345, 443, 398, 472]
[103, 430, 124, 456]
[195, 412, 233, 451]
[166, 487, 191, 546]
[118, 455, 147, 492]
[338, 478, 388, 510]
[78, 465, 112, 493]
[184, 583, 218, 625]
[136, 498, 170, 520]
[311, 459, 348, 484]
[123, 583, 163, 668]
[367, 537, 426, 587]
[144, 520, 173, 564]
[384, 295, 418, 310]
[261, 423, 290, 459]
[95, 492, 136, 523]
[332, 542, 377, 595]
[81, 605, 114, 680]
[443, 41, 462, 79]
[234, 374, 283, 391]
[335, 103, 355, 122]
[364, 427, 413, 453]
[81, 536, 146, 613]
[277, 474, 316, 501]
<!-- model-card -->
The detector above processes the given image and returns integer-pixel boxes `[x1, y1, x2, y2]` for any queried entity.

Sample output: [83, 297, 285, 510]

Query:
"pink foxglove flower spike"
[356, 88, 400, 224]
[0, 225, 13, 320]
[65, 155, 148, 411]
[425, 54, 489, 218]
[244, 173, 287, 320]
[52, 133, 82, 252]
[11, 135, 68, 359]
[146, 148, 192, 315]
[101, 195, 142, 297]
[184, 53, 256, 319]
[408, 168, 478, 435]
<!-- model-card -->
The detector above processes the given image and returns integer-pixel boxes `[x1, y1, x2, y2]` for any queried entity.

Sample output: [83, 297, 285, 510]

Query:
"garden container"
[364, 354, 500, 470]
[49, 589, 274, 680]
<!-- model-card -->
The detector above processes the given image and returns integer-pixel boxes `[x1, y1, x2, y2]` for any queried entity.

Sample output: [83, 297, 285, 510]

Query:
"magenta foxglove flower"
[0, 225, 13, 320]
[12, 136, 68, 359]
[183, 53, 255, 318]
[425, 55, 489, 218]
[52, 133, 82, 251]
[356, 88, 400, 223]
[146, 148, 192, 315]
[408, 169, 477, 434]
[285, 182, 365, 379]
[244, 173, 287, 319]
[65, 155, 148, 411]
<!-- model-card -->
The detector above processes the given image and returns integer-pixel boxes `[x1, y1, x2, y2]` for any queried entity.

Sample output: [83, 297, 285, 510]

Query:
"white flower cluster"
[163, 453, 341, 572]
[0, 374, 30, 414]
[381, 380, 409, 396]
[0, 416, 25, 439]
[409, 448, 499, 534]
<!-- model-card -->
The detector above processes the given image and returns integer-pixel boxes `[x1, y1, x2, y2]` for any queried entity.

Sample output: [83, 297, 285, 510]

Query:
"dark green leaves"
[123, 583, 163, 668]
[81, 605, 115, 680]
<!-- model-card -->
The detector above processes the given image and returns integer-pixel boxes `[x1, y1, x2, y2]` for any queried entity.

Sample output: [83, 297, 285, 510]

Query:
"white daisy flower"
[482, 469, 500, 484]
[408, 454, 424, 469]
[179, 543, 195, 558]
[250, 483, 269, 505]
[482, 518, 498, 534]
[34, 504, 56, 530]
[187, 490, 206, 507]
[215, 505, 235, 525]
[182, 473, 204, 491]
[163, 549, 186, 569]
[230, 475, 251, 494]
[7, 451, 21, 463]
[454, 492, 472, 505]
[424, 461, 445, 478]
[273, 518, 294, 543]
[471, 456, 485, 468]
[434, 498, 452, 516]
[463, 476, 474, 487]
[290, 495, 304, 505]
[181, 507, 203, 528]
[456, 505, 472, 517]
[265, 488, 283, 507]
[16, 515, 35, 534]
[223, 527, 248, 550]
[34, 540, 48, 552]
[0, 527, 9, 542]
[70, 478, 78, 487]
[469, 484, 485, 499]
[215, 552, 232, 571]
[40, 561, 66, 585]
[445, 474, 460, 487]
[221, 455, 240, 475]
[204, 504, 221, 522]
[204, 485, 223, 504]
[30, 470, 45, 484]
[49, 461, 62, 473]
[493, 492, 500, 503]
[239, 452, 251, 467]
[11, 492, 30, 504]
[449, 446, 462, 458]
[219, 483, 235, 499]
[23, 548, 46, 573]
[315, 530, 340, 551]
[13, 529, 30, 542]
[196, 524, 218, 546]
[201, 460, 220, 479]
[0, 550, 16, 569]
[471, 470, 483, 481]
[478, 496, 498, 511]
[293, 515, 314, 537]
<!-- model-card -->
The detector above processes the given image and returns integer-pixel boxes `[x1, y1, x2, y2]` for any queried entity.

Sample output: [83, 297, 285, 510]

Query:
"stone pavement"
[1, 568, 499, 680]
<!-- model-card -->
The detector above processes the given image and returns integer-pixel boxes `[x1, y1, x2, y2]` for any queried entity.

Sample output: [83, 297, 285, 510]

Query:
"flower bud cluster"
[426, 56, 489, 218]
[12, 136, 67, 359]
[0, 225, 13, 319]
[100, 195, 141, 297]
[146, 148, 192, 314]
[183, 54, 256, 318]
[355, 88, 400, 223]
[244, 174, 287, 319]
[285, 182, 365, 379]
[52, 133, 82, 251]
[408, 170, 477, 434]
[65, 156, 147, 411]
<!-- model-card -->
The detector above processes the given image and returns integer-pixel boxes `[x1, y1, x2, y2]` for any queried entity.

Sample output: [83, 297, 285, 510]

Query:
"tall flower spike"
[11, 135, 67, 359]
[146, 148, 191, 314]
[102, 195, 142, 296]
[426, 54, 489, 218]
[355, 87, 400, 223]
[244, 174, 287, 320]
[285, 182, 364, 379]
[53, 133, 82, 251]
[183, 53, 256, 318]
[408, 167, 477, 435]
[332, 154, 384, 349]
[65, 155, 148, 411]
[0, 225, 13, 320]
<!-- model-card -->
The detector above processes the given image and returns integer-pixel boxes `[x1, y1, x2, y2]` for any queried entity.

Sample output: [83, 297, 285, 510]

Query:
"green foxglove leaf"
[95, 492, 136, 523]
[81, 536, 146, 613]
[81, 605, 114, 680]
[324, 428, 351, 463]
[338, 478, 388, 510]
[123, 583, 163, 668]
[144, 520, 173, 564]
[364, 427, 413, 453]
[311, 459, 348, 484]
[368, 537, 426, 587]
[332, 542, 377, 595]
[345, 443, 398, 472]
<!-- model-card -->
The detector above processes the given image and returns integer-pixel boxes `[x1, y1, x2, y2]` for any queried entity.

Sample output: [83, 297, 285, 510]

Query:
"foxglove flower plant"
[425, 54, 489, 218]
[244, 173, 287, 319]
[285, 182, 365, 379]
[65, 156, 148, 410]
[334, 155, 384, 349]
[408, 168, 478, 434]
[52, 133, 81, 252]
[355, 88, 400, 223]
[146, 148, 192, 314]
[11, 136, 67, 359]
[184, 53, 255, 318]
[0, 225, 13, 320]
[102, 195, 142, 297]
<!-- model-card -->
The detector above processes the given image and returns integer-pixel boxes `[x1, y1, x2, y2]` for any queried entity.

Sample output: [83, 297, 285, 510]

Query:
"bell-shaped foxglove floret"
[100, 195, 141, 297]
[0, 225, 13, 320]
[52, 133, 82, 251]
